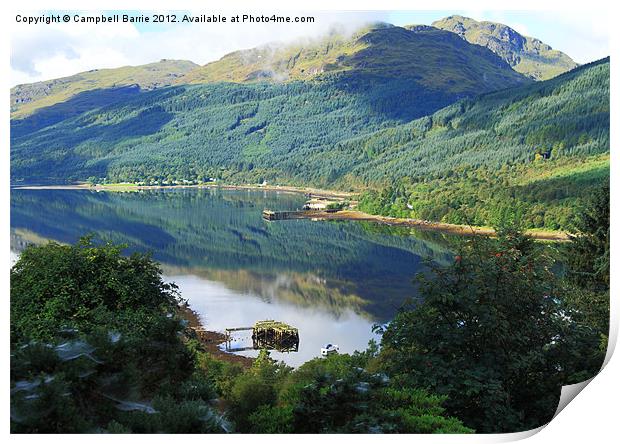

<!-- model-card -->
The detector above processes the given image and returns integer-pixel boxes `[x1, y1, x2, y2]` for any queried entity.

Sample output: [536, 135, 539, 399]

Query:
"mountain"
[10, 56, 609, 229]
[10, 23, 531, 143]
[349, 58, 609, 229]
[179, 23, 529, 94]
[10, 59, 198, 118]
[432, 15, 578, 80]
[11, 22, 533, 184]
[10, 22, 608, 230]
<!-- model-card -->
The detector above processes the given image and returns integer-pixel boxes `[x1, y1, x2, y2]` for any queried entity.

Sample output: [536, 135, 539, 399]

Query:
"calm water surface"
[10, 188, 454, 366]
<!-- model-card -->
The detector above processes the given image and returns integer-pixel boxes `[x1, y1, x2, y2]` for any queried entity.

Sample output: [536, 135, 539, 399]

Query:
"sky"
[10, 10, 610, 86]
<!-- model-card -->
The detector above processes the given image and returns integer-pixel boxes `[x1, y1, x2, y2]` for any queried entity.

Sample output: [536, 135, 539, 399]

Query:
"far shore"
[12, 182, 357, 199]
[298, 209, 571, 242]
[13, 181, 570, 241]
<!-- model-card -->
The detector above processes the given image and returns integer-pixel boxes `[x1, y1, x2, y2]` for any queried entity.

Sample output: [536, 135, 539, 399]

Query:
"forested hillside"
[11, 79, 454, 183]
[11, 57, 608, 229]
[10, 20, 609, 230]
[11, 23, 533, 186]
[10, 23, 528, 121]
[325, 58, 608, 182]
[352, 58, 609, 229]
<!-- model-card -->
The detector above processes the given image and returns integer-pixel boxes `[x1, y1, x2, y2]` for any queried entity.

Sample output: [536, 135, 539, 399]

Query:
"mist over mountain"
[11, 22, 531, 119]
[178, 22, 529, 91]
[10, 17, 609, 230]
[11, 21, 534, 183]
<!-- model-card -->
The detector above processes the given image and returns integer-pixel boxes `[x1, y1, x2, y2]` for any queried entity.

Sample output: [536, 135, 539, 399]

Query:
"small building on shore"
[303, 199, 329, 210]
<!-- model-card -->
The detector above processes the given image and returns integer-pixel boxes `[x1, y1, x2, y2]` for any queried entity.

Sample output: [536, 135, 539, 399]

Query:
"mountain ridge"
[11, 15, 580, 120]
[11, 59, 198, 118]
[10, 21, 608, 230]
[11, 58, 608, 186]
[177, 23, 530, 94]
[432, 15, 578, 80]
[11, 21, 532, 119]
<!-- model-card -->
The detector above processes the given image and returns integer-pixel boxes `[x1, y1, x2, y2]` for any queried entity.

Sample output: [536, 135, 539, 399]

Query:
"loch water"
[10, 188, 454, 366]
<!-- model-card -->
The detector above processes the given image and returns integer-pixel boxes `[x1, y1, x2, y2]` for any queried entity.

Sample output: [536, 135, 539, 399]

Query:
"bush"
[379, 228, 604, 432]
[287, 356, 471, 433]
[11, 236, 180, 343]
[10, 238, 221, 433]
[226, 350, 291, 432]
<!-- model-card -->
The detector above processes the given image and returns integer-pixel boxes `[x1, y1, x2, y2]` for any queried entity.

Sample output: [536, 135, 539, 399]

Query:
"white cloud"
[508, 22, 530, 37]
[11, 11, 142, 84]
[10, 10, 386, 86]
[10, 9, 609, 85]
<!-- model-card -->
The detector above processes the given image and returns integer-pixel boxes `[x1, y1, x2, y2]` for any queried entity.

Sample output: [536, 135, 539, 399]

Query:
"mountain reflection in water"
[10, 188, 455, 365]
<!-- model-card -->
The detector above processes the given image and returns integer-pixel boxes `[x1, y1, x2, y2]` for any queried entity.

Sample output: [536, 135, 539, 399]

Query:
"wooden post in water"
[251, 320, 299, 352]
[224, 321, 299, 352]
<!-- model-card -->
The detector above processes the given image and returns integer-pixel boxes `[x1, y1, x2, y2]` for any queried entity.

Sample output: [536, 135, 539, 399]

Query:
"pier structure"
[262, 209, 310, 220]
[224, 320, 299, 353]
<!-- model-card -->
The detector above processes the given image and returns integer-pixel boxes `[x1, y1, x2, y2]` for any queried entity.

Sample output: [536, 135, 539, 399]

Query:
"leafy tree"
[10, 236, 180, 343]
[287, 355, 471, 433]
[10, 238, 223, 433]
[222, 350, 469, 434]
[561, 184, 610, 377]
[378, 228, 602, 432]
[247, 405, 294, 433]
[226, 350, 291, 432]
[566, 185, 610, 290]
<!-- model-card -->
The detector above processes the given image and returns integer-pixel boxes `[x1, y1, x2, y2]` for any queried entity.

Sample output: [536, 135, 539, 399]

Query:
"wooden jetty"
[262, 209, 307, 221]
[253, 320, 299, 352]
[262, 209, 340, 221]
[224, 320, 299, 353]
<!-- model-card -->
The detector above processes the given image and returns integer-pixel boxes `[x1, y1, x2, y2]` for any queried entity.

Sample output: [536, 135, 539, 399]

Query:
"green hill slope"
[179, 23, 529, 95]
[10, 80, 445, 183]
[10, 24, 608, 230]
[432, 15, 578, 80]
[10, 59, 198, 118]
[348, 59, 609, 229]
[11, 59, 608, 230]
[325, 58, 608, 182]
[11, 22, 532, 185]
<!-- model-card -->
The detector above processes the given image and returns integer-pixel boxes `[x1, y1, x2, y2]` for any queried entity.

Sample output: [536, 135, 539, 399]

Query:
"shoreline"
[294, 209, 571, 242]
[178, 303, 254, 368]
[13, 182, 570, 241]
[12, 182, 356, 200]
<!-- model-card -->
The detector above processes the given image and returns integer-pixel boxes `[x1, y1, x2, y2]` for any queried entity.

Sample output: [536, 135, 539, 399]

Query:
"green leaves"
[219, 349, 471, 433]
[10, 238, 221, 433]
[11, 237, 180, 343]
[379, 230, 604, 432]
[287, 357, 471, 433]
